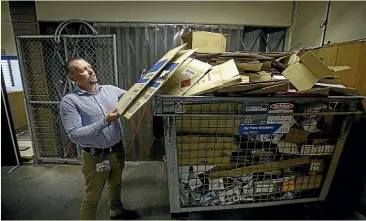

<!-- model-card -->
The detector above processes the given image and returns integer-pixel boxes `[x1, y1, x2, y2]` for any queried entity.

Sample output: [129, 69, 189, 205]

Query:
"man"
[60, 57, 139, 220]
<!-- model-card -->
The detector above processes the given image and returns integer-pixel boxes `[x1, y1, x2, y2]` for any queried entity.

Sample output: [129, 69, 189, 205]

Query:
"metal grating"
[155, 95, 363, 213]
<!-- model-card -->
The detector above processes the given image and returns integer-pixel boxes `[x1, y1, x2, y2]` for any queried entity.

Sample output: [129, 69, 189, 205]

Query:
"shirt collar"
[75, 84, 102, 95]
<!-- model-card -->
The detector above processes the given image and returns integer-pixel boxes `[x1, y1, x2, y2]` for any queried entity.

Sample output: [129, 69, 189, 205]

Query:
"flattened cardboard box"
[176, 136, 239, 152]
[282, 51, 350, 91]
[161, 58, 212, 96]
[176, 116, 241, 135]
[184, 59, 241, 96]
[116, 44, 186, 114]
[181, 31, 227, 53]
[123, 49, 197, 119]
[209, 157, 311, 179]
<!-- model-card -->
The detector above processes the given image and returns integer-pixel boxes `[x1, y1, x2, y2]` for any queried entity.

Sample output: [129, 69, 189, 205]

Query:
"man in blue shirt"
[60, 58, 139, 220]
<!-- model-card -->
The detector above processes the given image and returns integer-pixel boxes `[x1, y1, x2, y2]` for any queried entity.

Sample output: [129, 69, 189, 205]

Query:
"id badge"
[96, 153, 111, 172]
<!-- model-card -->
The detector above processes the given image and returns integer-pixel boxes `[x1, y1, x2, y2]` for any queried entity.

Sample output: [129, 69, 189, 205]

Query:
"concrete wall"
[1, 1, 17, 56]
[36, 1, 293, 26]
[290, 1, 366, 49]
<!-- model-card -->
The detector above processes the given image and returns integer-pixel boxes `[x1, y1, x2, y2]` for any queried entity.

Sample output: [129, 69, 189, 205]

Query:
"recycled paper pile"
[115, 34, 357, 119]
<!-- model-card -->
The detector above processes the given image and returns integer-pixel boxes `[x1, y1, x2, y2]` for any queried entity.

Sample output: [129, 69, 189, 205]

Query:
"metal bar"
[319, 115, 353, 200]
[95, 22, 244, 29]
[164, 116, 181, 213]
[156, 95, 366, 102]
[29, 101, 60, 104]
[17, 35, 115, 39]
[15, 37, 41, 164]
[112, 34, 119, 86]
[180, 198, 320, 212]
[156, 111, 364, 117]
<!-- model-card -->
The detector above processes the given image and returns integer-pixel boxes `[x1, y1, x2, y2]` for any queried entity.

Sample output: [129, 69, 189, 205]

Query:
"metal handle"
[54, 19, 98, 44]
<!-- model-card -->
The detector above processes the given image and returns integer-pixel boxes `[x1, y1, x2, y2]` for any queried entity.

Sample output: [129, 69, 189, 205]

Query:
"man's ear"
[68, 73, 75, 81]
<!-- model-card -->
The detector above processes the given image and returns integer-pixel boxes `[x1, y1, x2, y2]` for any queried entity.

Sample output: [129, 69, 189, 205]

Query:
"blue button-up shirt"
[60, 84, 126, 149]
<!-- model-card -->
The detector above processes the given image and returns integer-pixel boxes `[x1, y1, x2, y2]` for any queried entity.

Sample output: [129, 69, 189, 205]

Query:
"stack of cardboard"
[114, 31, 361, 207]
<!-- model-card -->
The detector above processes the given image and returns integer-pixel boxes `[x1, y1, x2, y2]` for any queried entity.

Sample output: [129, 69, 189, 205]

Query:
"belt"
[82, 140, 123, 154]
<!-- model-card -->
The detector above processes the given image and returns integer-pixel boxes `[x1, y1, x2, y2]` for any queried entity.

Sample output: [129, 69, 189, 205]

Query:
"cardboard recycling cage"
[154, 95, 365, 217]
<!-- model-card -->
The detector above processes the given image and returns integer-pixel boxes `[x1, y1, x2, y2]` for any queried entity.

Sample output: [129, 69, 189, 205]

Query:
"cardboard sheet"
[184, 59, 241, 95]
[116, 44, 186, 114]
[161, 58, 212, 96]
[282, 51, 350, 91]
[123, 49, 196, 119]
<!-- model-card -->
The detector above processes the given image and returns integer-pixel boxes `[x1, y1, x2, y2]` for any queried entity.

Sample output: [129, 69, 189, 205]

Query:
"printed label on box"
[244, 102, 269, 113]
[239, 124, 286, 135]
[269, 102, 295, 113]
[242, 115, 267, 124]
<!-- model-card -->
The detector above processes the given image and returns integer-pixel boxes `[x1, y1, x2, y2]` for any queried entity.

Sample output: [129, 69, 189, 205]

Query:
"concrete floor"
[1, 161, 362, 220]
[1, 162, 170, 220]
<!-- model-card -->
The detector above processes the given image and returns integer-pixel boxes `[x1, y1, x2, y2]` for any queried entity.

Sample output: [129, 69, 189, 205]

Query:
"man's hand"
[104, 109, 120, 123]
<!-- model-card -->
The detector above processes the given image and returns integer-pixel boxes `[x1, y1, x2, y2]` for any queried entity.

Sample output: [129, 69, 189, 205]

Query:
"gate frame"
[15, 34, 118, 164]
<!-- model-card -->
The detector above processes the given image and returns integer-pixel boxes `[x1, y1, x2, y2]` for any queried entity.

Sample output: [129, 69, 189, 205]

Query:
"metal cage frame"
[155, 95, 364, 214]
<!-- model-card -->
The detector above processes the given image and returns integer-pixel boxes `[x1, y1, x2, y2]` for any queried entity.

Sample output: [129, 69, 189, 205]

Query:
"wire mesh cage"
[155, 95, 364, 214]
[16, 35, 117, 163]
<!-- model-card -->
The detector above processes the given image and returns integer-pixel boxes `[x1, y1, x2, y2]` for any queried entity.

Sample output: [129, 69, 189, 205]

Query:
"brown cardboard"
[217, 80, 287, 94]
[177, 149, 235, 159]
[182, 103, 241, 114]
[123, 49, 196, 119]
[116, 44, 186, 115]
[176, 116, 241, 135]
[181, 31, 227, 53]
[246, 81, 289, 94]
[176, 136, 239, 152]
[220, 52, 274, 61]
[184, 59, 241, 95]
[284, 128, 310, 143]
[295, 175, 323, 190]
[209, 157, 311, 179]
[161, 58, 212, 96]
[178, 157, 231, 166]
[237, 63, 263, 71]
[248, 71, 272, 82]
[282, 51, 351, 91]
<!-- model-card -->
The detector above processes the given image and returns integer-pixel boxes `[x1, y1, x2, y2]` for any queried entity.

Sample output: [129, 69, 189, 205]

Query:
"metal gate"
[16, 34, 117, 164]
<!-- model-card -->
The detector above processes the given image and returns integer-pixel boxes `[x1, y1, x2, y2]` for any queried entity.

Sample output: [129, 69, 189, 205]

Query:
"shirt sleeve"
[111, 85, 127, 100]
[60, 97, 108, 147]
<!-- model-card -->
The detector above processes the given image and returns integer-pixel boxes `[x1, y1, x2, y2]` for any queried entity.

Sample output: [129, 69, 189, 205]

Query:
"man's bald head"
[65, 57, 98, 88]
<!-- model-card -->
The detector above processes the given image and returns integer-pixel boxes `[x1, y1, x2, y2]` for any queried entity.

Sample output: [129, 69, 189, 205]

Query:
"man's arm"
[110, 85, 127, 100]
[60, 97, 109, 147]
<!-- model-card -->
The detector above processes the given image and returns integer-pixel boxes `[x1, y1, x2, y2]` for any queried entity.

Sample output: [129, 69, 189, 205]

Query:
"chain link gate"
[16, 34, 118, 164]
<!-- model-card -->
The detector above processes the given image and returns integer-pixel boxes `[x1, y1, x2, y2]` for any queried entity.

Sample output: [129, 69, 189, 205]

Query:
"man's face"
[68, 59, 97, 87]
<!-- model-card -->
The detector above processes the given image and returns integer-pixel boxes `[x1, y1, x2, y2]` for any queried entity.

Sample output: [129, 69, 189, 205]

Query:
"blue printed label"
[147, 59, 168, 73]
[239, 124, 283, 135]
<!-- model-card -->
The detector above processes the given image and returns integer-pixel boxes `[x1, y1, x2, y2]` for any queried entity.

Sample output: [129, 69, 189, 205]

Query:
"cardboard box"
[295, 175, 323, 190]
[209, 157, 311, 179]
[282, 51, 350, 91]
[182, 103, 241, 114]
[184, 59, 241, 95]
[122, 49, 196, 119]
[176, 136, 239, 152]
[116, 44, 186, 114]
[217, 80, 286, 94]
[284, 128, 310, 143]
[236, 61, 271, 71]
[181, 31, 227, 53]
[161, 58, 212, 96]
[176, 116, 241, 135]
[177, 149, 235, 159]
